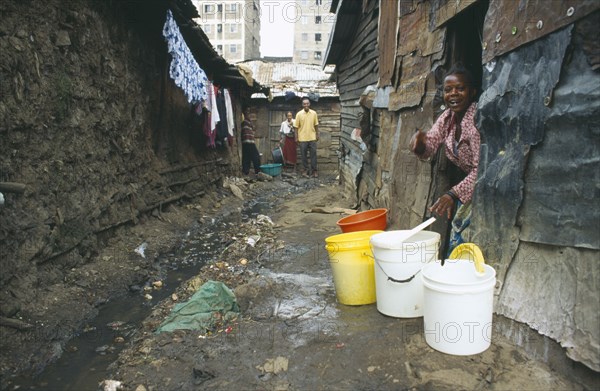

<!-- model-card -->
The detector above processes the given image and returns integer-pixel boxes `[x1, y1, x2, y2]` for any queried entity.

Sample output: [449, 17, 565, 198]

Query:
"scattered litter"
[107, 321, 126, 330]
[229, 183, 244, 200]
[246, 235, 261, 247]
[144, 294, 152, 300]
[156, 281, 239, 333]
[214, 261, 229, 269]
[96, 345, 111, 354]
[152, 281, 163, 288]
[351, 128, 368, 151]
[99, 380, 122, 391]
[134, 242, 147, 258]
[223, 177, 248, 188]
[256, 214, 274, 225]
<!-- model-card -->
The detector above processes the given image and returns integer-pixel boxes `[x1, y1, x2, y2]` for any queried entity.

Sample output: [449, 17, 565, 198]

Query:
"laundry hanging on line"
[162, 9, 208, 103]
[163, 9, 238, 149]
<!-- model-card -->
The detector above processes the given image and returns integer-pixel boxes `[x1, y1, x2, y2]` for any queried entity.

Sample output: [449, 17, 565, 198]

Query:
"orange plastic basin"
[337, 208, 388, 233]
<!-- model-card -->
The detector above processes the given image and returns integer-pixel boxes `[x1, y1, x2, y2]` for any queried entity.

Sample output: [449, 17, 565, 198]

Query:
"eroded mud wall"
[0, 0, 238, 314]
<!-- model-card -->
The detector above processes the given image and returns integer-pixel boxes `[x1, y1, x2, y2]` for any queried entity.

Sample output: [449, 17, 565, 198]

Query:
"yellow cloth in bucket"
[449, 243, 486, 274]
[325, 230, 382, 305]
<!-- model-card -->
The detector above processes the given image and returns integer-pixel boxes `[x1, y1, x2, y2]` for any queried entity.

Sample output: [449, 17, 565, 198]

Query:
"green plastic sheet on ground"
[156, 280, 240, 333]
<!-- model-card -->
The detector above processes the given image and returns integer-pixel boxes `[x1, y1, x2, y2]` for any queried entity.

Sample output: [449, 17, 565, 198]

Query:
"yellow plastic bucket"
[324, 230, 382, 305]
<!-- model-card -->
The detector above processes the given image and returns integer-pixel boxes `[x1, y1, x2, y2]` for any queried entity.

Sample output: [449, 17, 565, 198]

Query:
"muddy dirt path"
[99, 177, 586, 391]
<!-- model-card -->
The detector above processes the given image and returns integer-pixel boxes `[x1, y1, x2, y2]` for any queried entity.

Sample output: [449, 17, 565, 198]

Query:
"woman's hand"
[410, 129, 427, 155]
[429, 194, 455, 220]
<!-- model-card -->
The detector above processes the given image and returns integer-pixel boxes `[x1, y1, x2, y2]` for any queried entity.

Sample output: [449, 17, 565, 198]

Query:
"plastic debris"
[156, 280, 239, 333]
[152, 281, 163, 288]
[246, 235, 261, 247]
[134, 242, 147, 258]
[256, 214, 274, 225]
[99, 379, 122, 391]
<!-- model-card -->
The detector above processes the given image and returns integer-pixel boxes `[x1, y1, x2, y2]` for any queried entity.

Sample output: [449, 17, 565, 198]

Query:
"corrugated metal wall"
[331, 0, 600, 372]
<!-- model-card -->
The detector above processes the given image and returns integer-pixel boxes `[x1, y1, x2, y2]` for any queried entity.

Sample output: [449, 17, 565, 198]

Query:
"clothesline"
[163, 9, 236, 149]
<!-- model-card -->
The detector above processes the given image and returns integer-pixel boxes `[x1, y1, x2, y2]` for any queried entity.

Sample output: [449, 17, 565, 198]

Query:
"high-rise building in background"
[292, 0, 333, 65]
[193, 0, 261, 63]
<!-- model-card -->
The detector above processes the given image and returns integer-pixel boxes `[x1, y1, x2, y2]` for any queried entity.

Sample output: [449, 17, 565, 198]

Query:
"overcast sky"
[260, 0, 295, 57]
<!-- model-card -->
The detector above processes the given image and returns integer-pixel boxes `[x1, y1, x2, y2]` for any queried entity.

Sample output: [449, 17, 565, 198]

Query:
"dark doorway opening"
[446, 0, 489, 96]
[434, 0, 489, 257]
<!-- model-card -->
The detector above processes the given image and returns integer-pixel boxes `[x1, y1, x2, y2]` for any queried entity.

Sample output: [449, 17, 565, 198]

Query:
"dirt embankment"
[0, 0, 240, 381]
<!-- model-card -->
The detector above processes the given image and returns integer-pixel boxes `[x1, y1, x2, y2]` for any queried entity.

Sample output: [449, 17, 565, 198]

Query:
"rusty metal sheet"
[398, 1, 426, 56]
[399, 49, 431, 81]
[388, 54, 430, 110]
[378, 0, 399, 86]
[398, 2, 446, 57]
[430, 0, 478, 28]
[389, 102, 438, 230]
[422, 26, 446, 57]
[399, 0, 416, 17]
[482, 0, 600, 63]
[388, 77, 426, 110]
[377, 111, 399, 172]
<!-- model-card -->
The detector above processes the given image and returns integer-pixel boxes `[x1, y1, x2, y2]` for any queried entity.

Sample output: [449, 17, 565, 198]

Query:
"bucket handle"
[369, 255, 421, 284]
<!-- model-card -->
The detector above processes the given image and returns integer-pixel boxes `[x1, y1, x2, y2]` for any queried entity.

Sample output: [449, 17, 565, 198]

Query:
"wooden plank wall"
[334, 0, 451, 237]
[336, 0, 380, 206]
[252, 98, 341, 173]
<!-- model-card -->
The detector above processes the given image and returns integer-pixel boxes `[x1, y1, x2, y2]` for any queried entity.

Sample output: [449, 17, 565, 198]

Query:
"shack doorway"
[445, 0, 489, 91]
[435, 0, 489, 257]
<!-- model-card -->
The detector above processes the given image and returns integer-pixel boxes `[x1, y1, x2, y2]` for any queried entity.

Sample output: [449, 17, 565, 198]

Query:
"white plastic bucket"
[422, 259, 496, 355]
[370, 231, 440, 317]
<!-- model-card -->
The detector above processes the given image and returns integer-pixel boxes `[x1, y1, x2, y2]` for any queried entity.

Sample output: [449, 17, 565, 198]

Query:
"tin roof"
[242, 60, 339, 99]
